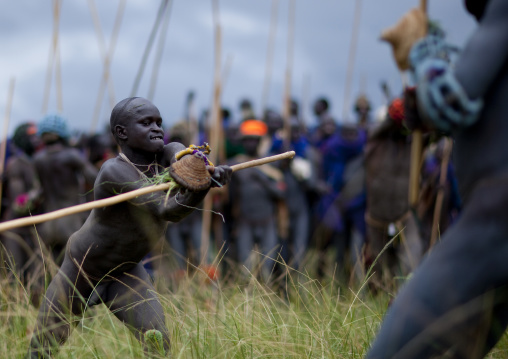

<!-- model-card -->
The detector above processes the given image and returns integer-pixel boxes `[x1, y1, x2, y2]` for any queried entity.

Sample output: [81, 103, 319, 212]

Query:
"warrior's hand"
[208, 165, 232, 188]
[380, 7, 427, 71]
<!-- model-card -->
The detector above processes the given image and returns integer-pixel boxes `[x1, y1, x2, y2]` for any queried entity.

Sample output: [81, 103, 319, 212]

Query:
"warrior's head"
[464, 0, 490, 21]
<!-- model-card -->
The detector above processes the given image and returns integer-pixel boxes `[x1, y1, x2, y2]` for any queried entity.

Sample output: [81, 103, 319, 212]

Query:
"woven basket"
[169, 153, 211, 191]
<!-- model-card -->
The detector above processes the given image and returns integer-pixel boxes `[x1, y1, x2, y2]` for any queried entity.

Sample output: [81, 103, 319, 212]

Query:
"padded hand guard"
[169, 152, 212, 191]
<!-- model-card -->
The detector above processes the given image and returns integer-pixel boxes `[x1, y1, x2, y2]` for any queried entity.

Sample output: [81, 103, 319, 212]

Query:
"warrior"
[366, 1, 508, 357]
[28, 97, 232, 358]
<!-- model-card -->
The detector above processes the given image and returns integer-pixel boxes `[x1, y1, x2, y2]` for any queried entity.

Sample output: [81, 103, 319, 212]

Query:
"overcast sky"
[0, 0, 476, 136]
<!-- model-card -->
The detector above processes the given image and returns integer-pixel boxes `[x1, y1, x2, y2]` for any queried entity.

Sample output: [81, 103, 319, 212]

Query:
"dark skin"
[34, 132, 98, 262]
[366, 1, 508, 358]
[29, 97, 232, 358]
[1, 127, 42, 295]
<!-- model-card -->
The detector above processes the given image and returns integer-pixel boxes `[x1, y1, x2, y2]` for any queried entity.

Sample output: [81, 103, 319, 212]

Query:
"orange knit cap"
[239, 119, 268, 137]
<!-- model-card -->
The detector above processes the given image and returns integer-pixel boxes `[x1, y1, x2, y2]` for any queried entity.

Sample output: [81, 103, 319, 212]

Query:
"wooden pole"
[55, 3, 64, 114]
[429, 138, 452, 247]
[282, 0, 296, 150]
[147, 0, 174, 101]
[300, 72, 311, 128]
[200, 0, 223, 265]
[0, 151, 295, 233]
[408, 130, 423, 206]
[230, 151, 294, 172]
[0, 78, 16, 217]
[261, 0, 279, 113]
[88, 0, 126, 133]
[42, 0, 63, 114]
[130, 0, 169, 97]
[342, 0, 363, 123]
[408, 0, 428, 207]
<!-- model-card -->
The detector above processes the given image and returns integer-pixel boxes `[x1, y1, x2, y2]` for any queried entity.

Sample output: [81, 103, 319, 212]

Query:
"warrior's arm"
[409, 0, 508, 132]
[454, 0, 508, 99]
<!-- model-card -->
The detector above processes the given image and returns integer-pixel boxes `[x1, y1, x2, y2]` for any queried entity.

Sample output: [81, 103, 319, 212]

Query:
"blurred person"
[309, 97, 334, 146]
[416, 137, 462, 252]
[363, 99, 425, 293]
[85, 128, 118, 170]
[353, 94, 373, 129]
[239, 98, 256, 122]
[366, 1, 508, 357]
[310, 114, 343, 280]
[275, 119, 314, 271]
[227, 119, 285, 281]
[34, 114, 98, 264]
[164, 122, 204, 276]
[0, 122, 44, 302]
[259, 109, 284, 157]
[334, 121, 368, 285]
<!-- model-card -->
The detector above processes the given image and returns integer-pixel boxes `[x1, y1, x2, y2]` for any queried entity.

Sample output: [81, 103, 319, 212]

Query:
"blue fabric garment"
[314, 127, 367, 230]
[270, 133, 309, 158]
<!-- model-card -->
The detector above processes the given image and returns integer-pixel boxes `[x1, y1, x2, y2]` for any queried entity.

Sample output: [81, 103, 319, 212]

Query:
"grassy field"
[2, 255, 508, 358]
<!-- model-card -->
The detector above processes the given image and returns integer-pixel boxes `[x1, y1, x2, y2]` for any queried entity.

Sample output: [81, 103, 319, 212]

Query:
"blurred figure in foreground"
[367, 1, 508, 357]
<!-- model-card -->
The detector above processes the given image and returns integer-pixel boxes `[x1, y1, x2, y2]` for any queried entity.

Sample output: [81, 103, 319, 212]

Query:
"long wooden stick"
[201, 0, 223, 264]
[130, 0, 169, 97]
[261, 0, 279, 112]
[429, 138, 452, 247]
[342, 0, 363, 122]
[282, 0, 296, 150]
[88, 0, 126, 133]
[42, 0, 63, 114]
[231, 151, 294, 172]
[0, 78, 16, 218]
[147, 0, 174, 101]
[0, 151, 295, 233]
[408, 0, 428, 207]
[409, 129, 423, 206]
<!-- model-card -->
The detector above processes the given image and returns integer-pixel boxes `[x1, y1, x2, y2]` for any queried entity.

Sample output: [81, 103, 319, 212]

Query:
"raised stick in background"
[147, 0, 174, 101]
[88, 0, 126, 133]
[42, 0, 63, 114]
[0, 78, 16, 217]
[282, 0, 296, 150]
[261, 0, 279, 113]
[200, 0, 224, 265]
[342, 0, 363, 122]
[409, 0, 427, 207]
[130, 0, 169, 97]
[430, 138, 453, 247]
[0, 151, 296, 233]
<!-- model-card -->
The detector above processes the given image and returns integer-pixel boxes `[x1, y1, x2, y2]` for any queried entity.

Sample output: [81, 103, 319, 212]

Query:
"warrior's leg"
[348, 207, 367, 284]
[366, 182, 508, 358]
[291, 208, 310, 270]
[259, 219, 280, 281]
[28, 253, 94, 358]
[396, 213, 424, 276]
[166, 224, 187, 270]
[105, 263, 170, 356]
[365, 224, 398, 292]
[190, 215, 204, 264]
[236, 221, 255, 273]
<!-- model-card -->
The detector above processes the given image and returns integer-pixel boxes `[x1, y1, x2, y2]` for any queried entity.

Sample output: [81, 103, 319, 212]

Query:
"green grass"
[2, 253, 508, 358]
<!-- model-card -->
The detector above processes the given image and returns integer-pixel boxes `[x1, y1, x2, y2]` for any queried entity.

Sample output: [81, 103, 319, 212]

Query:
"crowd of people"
[0, 92, 461, 300]
[2, 0, 506, 357]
